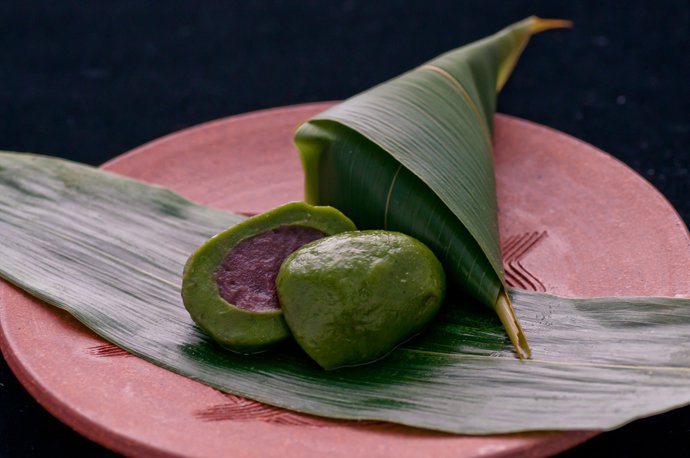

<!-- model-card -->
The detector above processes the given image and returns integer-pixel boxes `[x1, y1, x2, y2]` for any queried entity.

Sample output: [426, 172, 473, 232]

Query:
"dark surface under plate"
[1, 1, 689, 457]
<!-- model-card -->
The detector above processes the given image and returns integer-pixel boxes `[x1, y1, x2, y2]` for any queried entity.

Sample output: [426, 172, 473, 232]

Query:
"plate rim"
[2, 102, 689, 457]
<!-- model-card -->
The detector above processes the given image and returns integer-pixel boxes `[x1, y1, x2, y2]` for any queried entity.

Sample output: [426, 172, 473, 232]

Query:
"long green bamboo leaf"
[2, 151, 690, 434]
[295, 16, 570, 358]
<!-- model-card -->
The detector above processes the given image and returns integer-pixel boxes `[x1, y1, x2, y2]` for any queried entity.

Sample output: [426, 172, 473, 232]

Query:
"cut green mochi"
[276, 230, 446, 369]
[182, 202, 356, 353]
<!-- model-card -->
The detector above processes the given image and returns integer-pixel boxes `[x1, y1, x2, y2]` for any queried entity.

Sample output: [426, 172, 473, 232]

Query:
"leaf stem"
[495, 289, 531, 359]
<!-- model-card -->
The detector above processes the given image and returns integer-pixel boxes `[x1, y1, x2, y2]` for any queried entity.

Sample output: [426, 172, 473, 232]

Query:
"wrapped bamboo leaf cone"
[295, 17, 572, 358]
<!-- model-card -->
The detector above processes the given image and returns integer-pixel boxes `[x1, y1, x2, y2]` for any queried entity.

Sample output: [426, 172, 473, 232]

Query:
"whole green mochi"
[276, 230, 445, 369]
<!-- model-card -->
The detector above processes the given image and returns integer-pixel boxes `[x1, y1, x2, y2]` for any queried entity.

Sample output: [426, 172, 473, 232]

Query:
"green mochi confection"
[276, 230, 446, 369]
[182, 202, 356, 353]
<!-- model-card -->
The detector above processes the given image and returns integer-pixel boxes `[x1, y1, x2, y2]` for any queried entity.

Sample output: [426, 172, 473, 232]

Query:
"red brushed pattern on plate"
[502, 231, 548, 292]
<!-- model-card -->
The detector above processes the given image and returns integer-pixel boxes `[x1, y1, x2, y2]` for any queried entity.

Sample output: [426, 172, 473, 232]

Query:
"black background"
[1, 1, 688, 456]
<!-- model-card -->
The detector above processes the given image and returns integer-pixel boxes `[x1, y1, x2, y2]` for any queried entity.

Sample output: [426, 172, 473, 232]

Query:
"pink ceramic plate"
[1, 103, 689, 457]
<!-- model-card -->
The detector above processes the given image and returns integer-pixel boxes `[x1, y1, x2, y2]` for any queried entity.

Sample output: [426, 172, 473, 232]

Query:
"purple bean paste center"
[215, 225, 325, 312]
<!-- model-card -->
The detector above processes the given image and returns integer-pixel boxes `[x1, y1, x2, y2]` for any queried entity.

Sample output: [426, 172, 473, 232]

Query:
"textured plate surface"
[1, 102, 689, 457]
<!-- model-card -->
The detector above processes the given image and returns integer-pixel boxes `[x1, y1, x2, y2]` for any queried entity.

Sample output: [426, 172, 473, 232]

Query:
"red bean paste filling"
[215, 225, 325, 312]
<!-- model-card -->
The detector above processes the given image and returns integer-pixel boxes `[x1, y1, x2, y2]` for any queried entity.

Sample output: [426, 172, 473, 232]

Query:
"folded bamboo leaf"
[295, 16, 570, 358]
[2, 152, 690, 435]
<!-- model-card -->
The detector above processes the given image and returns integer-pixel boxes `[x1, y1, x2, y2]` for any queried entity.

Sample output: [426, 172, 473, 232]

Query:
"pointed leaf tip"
[528, 17, 574, 34]
[496, 16, 572, 92]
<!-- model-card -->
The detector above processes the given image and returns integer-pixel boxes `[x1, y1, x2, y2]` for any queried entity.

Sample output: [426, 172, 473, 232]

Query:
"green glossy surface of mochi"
[276, 230, 445, 369]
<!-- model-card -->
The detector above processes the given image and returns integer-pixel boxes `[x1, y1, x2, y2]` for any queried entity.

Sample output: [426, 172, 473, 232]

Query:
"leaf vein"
[401, 348, 690, 373]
